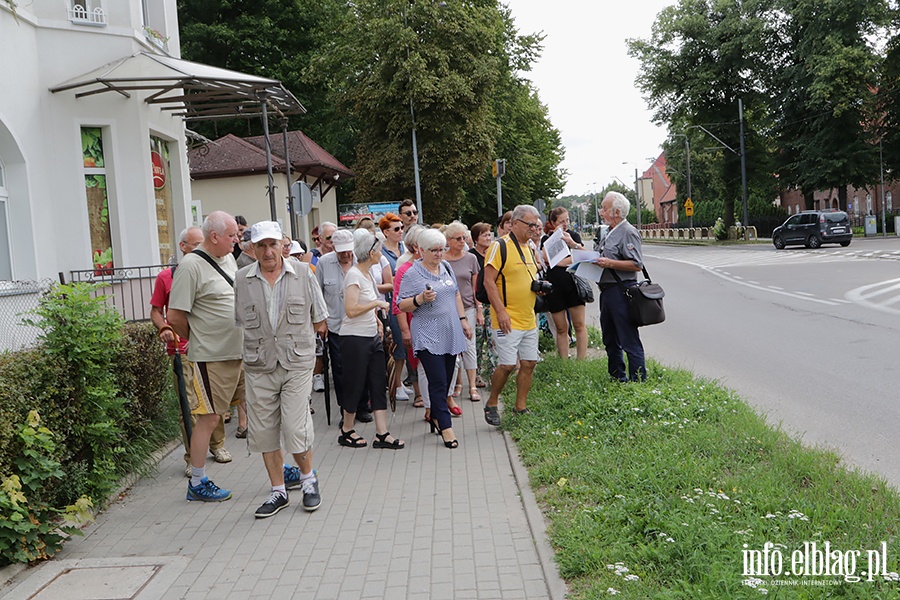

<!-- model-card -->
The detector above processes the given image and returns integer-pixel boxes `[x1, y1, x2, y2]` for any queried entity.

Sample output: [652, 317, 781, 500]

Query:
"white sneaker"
[395, 384, 410, 401]
[212, 448, 232, 463]
[313, 374, 325, 392]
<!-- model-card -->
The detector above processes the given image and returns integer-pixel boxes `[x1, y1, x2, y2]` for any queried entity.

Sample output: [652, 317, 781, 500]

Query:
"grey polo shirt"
[598, 220, 643, 285]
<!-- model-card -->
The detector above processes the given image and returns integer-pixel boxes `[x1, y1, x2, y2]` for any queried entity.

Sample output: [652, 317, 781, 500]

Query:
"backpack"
[475, 240, 507, 306]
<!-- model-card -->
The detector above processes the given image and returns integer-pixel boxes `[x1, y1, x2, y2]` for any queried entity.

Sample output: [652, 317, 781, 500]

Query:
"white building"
[0, 0, 303, 348]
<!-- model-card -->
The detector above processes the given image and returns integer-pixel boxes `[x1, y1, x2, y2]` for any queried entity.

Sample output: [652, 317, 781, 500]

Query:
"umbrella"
[320, 334, 332, 426]
[172, 346, 193, 441]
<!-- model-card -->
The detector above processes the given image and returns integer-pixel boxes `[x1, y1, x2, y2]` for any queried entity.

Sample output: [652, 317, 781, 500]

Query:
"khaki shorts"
[245, 364, 314, 455]
[185, 359, 245, 416]
[493, 327, 539, 365]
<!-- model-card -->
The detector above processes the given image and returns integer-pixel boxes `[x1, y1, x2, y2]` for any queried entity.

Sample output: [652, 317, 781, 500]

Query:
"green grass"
[505, 357, 900, 598]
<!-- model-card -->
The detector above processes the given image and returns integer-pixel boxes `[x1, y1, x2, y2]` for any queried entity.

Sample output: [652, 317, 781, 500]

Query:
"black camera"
[531, 280, 553, 294]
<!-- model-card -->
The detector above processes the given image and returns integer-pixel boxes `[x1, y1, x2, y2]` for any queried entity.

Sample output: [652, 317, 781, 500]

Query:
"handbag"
[611, 267, 665, 327]
[572, 273, 594, 304]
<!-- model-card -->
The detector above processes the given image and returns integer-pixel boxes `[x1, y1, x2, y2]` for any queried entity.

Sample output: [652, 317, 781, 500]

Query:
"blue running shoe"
[187, 477, 232, 502]
[284, 466, 315, 491]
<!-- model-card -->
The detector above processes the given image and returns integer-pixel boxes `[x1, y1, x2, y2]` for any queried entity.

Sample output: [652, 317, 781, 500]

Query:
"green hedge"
[0, 284, 180, 565]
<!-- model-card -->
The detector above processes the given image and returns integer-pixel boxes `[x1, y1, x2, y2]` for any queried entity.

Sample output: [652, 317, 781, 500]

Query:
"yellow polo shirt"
[485, 235, 538, 331]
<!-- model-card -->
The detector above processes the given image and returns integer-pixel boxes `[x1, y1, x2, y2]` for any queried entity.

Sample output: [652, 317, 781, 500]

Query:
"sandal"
[234, 426, 247, 439]
[469, 387, 482, 402]
[372, 432, 405, 450]
[337, 428, 367, 448]
[452, 384, 462, 398]
[413, 395, 425, 408]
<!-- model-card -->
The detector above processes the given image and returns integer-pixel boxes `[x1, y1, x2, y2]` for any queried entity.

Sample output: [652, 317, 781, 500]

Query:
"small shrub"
[0, 411, 93, 567]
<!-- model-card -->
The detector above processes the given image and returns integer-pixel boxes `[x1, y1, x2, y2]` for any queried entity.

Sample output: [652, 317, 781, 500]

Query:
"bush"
[0, 283, 178, 563]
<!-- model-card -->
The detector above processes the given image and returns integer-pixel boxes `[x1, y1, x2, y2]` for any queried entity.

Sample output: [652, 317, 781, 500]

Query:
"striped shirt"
[398, 260, 466, 357]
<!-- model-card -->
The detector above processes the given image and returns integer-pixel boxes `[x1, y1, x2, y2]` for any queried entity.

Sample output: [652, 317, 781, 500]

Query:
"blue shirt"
[398, 260, 466, 357]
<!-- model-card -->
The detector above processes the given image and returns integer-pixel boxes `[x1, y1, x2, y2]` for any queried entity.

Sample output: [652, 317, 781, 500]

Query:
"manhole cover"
[30, 565, 161, 600]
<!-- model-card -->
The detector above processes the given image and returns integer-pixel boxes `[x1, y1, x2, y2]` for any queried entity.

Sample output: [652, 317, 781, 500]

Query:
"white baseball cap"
[332, 229, 354, 253]
[249, 221, 282, 243]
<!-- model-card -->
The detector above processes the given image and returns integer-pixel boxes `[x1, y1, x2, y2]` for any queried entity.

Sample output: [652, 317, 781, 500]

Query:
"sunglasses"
[324, 235, 333, 241]
[450, 236, 466, 242]
[390, 225, 403, 232]
[402, 210, 418, 217]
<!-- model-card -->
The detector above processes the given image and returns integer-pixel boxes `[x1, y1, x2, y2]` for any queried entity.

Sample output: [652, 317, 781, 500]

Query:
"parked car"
[772, 210, 852, 249]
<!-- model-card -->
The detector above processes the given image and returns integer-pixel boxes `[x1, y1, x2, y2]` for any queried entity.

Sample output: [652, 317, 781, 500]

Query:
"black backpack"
[474, 241, 507, 306]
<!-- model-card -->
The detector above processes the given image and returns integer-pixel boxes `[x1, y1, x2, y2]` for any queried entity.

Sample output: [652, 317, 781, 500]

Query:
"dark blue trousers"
[417, 350, 456, 431]
[599, 284, 646, 382]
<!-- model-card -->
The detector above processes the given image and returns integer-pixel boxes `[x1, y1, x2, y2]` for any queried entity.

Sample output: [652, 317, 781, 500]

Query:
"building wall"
[779, 183, 900, 217]
[0, 1, 190, 281]
[191, 174, 339, 244]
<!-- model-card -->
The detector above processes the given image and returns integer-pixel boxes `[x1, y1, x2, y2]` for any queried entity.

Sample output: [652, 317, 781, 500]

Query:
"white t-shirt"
[341, 266, 379, 337]
[369, 254, 391, 301]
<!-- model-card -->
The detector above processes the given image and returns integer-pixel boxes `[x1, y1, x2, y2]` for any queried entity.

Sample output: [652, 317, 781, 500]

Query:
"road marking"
[845, 278, 900, 315]
[699, 266, 839, 305]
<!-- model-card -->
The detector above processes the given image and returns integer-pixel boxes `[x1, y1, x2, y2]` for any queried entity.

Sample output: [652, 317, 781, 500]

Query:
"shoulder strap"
[191, 249, 234, 287]
[610, 266, 651, 285]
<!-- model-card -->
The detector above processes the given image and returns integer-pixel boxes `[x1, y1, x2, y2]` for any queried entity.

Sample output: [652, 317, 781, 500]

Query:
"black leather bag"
[612, 267, 665, 327]
[572, 273, 594, 304]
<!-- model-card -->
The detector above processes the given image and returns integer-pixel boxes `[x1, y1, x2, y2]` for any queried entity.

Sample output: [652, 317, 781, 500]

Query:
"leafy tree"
[628, 0, 782, 227]
[177, 0, 355, 166]
[877, 6, 900, 177]
[772, 0, 889, 210]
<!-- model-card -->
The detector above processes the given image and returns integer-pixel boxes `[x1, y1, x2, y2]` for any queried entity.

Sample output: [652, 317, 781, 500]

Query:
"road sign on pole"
[684, 198, 694, 217]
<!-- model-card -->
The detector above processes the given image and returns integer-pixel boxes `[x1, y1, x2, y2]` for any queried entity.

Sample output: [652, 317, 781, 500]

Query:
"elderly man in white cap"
[234, 221, 328, 518]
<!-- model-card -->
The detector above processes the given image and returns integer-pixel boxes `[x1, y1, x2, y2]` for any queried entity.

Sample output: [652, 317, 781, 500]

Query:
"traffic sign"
[684, 197, 694, 217]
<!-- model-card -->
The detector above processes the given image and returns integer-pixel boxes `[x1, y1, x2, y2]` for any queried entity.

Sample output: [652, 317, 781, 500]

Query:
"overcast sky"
[503, 0, 676, 198]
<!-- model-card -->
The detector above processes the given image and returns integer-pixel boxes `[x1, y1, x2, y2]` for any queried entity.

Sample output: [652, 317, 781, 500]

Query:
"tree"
[877, 6, 900, 177]
[177, 0, 355, 166]
[628, 0, 781, 227]
[772, 0, 889, 210]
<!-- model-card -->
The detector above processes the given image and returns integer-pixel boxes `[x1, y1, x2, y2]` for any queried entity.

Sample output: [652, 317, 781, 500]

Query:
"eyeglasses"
[282, 244, 291, 250]
[324, 235, 333, 241]
[390, 225, 403, 232]
[369, 239, 379, 254]
[402, 210, 418, 217]
[450, 236, 466, 242]
[516, 218, 541, 230]
[427, 247, 444, 254]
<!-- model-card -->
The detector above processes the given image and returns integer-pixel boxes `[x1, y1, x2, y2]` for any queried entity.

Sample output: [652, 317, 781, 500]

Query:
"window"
[0, 158, 10, 281]
[866, 194, 873, 215]
[69, 0, 107, 25]
[887, 192, 893, 213]
[81, 127, 115, 273]
[853, 196, 859, 216]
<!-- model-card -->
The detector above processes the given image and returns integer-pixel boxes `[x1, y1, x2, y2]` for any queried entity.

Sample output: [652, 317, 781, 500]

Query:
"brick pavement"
[0, 385, 567, 600]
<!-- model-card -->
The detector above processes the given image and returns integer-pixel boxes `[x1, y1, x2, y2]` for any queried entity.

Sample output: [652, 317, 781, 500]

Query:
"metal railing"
[65, 264, 170, 323]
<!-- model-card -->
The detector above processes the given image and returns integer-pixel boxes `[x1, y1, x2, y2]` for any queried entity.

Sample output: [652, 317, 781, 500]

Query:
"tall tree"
[772, 0, 889, 210]
[877, 4, 900, 177]
[177, 0, 355, 166]
[628, 0, 779, 227]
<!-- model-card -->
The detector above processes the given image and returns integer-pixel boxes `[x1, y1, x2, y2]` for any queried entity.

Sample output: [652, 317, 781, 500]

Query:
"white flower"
[607, 588, 620, 595]
[624, 574, 640, 581]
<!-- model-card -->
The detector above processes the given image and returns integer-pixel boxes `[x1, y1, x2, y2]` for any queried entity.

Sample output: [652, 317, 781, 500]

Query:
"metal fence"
[65, 264, 170, 323]
[0, 279, 55, 352]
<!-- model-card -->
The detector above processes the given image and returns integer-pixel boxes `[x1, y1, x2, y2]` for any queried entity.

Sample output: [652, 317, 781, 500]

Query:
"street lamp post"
[403, 5, 423, 224]
[672, 134, 693, 229]
[623, 162, 642, 230]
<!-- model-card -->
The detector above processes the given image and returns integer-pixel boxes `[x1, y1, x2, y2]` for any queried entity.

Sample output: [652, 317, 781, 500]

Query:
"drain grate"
[29, 565, 161, 600]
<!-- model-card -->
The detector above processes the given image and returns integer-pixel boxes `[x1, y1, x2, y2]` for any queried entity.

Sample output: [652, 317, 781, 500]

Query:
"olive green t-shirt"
[169, 249, 243, 362]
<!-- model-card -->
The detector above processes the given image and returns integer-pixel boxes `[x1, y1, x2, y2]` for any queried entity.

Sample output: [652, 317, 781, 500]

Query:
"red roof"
[189, 131, 353, 180]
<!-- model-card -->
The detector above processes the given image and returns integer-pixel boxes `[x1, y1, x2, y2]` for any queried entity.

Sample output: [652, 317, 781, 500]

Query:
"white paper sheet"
[543, 228, 570, 269]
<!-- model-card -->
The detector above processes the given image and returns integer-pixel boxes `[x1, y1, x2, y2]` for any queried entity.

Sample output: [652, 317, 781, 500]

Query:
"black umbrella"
[321, 334, 332, 426]
[172, 349, 193, 441]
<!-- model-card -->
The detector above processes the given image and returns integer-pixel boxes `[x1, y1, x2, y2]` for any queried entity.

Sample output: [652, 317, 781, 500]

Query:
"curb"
[503, 430, 568, 600]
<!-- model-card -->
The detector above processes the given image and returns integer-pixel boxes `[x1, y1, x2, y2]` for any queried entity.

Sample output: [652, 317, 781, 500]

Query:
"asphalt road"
[585, 236, 900, 487]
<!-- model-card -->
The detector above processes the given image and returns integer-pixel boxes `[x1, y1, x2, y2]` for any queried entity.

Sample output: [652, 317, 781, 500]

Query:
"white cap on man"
[249, 221, 282, 243]
[331, 229, 354, 253]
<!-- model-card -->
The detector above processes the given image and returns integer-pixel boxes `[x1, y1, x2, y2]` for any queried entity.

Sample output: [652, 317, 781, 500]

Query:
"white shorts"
[493, 327, 539, 365]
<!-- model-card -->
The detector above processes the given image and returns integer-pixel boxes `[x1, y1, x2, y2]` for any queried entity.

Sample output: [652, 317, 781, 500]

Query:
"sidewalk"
[0, 387, 567, 600]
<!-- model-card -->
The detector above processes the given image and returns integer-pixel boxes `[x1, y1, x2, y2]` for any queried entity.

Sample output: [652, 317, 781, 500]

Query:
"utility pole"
[493, 159, 505, 219]
[634, 167, 642, 230]
[739, 98, 749, 235]
[880, 139, 886, 237]
[684, 136, 692, 229]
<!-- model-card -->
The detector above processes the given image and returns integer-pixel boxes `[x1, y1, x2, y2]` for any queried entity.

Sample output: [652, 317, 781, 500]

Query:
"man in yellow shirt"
[481, 205, 542, 425]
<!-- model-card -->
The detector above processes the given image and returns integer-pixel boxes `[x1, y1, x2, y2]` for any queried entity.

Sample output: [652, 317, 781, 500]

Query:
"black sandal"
[338, 428, 367, 448]
[372, 432, 405, 450]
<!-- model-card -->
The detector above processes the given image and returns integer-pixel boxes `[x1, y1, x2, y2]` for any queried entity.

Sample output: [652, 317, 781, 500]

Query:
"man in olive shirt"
[168, 211, 243, 502]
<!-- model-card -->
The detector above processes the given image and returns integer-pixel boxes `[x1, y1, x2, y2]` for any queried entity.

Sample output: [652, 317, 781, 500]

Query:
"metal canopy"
[50, 52, 306, 120]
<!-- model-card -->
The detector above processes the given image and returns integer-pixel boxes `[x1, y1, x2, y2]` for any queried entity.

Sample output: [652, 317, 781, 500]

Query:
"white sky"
[503, 0, 676, 197]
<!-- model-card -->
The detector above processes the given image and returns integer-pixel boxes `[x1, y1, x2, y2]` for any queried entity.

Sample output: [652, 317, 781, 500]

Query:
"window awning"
[50, 52, 306, 120]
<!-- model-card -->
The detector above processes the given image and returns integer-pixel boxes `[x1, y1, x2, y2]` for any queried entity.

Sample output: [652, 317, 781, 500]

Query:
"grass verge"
[505, 356, 900, 598]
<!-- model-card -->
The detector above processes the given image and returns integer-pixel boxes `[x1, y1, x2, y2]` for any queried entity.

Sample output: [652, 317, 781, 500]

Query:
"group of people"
[149, 190, 647, 519]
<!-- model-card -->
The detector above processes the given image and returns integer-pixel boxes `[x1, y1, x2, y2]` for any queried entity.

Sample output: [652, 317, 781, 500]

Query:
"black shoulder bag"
[191, 249, 234, 288]
[610, 266, 665, 327]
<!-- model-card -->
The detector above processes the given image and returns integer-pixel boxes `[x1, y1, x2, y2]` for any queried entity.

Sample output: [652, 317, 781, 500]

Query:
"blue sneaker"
[284, 465, 302, 490]
[187, 477, 232, 502]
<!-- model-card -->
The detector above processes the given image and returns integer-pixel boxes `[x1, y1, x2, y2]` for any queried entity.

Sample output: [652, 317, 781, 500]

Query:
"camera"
[531, 280, 553, 294]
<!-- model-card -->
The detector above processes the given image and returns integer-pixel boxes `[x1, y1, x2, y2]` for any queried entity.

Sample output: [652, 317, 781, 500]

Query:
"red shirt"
[150, 267, 189, 356]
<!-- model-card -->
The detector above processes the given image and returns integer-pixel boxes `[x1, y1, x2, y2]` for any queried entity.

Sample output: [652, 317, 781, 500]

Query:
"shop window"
[150, 136, 175, 265]
[81, 127, 115, 274]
